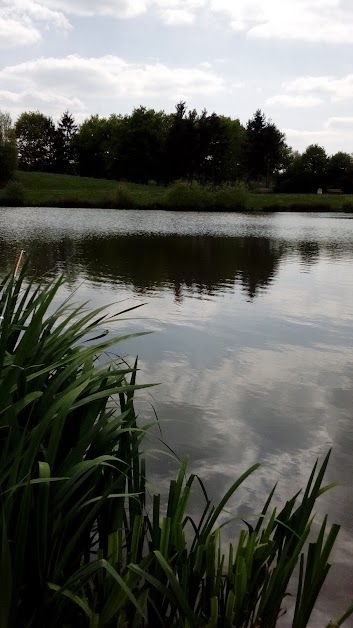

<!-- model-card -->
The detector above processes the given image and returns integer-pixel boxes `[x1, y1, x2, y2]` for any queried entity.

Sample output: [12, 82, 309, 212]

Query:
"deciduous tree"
[0, 111, 18, 183]
[15, 111, 56, 172]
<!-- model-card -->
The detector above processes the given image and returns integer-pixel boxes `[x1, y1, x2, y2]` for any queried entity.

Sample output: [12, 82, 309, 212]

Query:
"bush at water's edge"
[0, 180, 25, 206]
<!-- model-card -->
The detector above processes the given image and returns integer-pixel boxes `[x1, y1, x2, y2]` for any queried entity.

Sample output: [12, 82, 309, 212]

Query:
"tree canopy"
[0, 111, 18, 184]
[8, 105, 353, 192]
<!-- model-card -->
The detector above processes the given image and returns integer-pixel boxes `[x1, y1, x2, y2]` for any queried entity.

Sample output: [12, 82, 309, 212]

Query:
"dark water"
[1, 208, 353, 625]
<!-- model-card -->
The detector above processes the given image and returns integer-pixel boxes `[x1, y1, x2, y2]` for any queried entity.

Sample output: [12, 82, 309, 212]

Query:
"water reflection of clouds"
[137, 340, 353, 625]
[2, 210, 353, 624]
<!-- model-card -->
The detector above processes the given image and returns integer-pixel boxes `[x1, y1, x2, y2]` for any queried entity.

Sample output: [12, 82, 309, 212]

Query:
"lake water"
[1, 207, 353, 625]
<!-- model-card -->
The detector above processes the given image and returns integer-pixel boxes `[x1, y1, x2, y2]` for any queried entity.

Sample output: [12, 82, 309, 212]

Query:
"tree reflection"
[0, 231, 350, 302]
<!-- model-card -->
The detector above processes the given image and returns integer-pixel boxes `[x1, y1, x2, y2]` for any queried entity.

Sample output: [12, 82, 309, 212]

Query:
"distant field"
[1, 172, 353, 211]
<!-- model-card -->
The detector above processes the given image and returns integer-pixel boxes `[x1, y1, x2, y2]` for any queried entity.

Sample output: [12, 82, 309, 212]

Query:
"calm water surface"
[1, 208, 353, 625]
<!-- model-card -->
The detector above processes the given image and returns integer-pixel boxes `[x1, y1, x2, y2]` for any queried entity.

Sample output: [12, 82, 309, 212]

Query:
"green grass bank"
[1, 171, 353, 211]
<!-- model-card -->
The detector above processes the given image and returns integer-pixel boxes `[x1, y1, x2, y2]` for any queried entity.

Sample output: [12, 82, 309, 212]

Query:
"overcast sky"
[1, 0, 353, 153]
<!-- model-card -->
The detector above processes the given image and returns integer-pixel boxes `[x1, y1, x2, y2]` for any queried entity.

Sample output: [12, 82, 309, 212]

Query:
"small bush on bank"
[166, 180, 249, 211]
[106, 183, 135, 209]
[0, 180, 26, 206]
[166, 180, 208, 209]
[210, 182, 249, 210]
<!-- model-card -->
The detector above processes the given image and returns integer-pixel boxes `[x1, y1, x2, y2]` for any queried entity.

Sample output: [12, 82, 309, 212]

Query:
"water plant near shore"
[0, 264, 352, 627]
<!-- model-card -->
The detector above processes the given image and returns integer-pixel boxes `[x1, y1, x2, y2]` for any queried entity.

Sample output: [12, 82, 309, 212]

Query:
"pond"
[1, 207, 353, 625]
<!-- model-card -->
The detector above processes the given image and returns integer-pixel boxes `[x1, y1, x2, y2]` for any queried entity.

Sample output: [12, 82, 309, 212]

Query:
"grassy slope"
[7, 171, 353, 210]
[16, 171, 166, 206]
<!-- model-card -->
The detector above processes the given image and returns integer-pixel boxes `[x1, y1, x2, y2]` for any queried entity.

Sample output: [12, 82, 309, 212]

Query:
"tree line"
[1, 105, 353, 192]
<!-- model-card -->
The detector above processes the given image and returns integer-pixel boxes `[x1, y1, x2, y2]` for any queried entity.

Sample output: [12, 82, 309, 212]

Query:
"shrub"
[108, 183, 135, 209]
[211, 182, 249, 210]
[166, 180, 208, 210]
[0, 180, 25, 206]
[166, 181, 249, 211]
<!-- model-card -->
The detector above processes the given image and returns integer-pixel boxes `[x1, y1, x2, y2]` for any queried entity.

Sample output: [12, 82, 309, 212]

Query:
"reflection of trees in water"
[298, 241, 320, 267]
[0, 233, 350, 302]
[83, 235, 285, 302]
[0, 237, 79, 287]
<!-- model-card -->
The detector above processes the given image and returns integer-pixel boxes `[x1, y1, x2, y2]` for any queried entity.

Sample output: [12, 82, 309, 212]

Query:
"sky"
[1, 0, 353, 153]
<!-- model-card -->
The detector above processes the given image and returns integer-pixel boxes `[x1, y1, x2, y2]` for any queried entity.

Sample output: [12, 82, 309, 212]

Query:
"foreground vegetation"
[1, 263, 353, 627]
[1, 171, 353, 211]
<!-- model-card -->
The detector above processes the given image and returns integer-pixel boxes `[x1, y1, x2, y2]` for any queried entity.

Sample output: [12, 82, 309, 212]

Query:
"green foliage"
[54, 110, 78, 174]
[9, 104, 353, 193]
[0, 264, 150, 626]
[57, 103, 246, 185]
[74, 114, 114, 179]
[166, 181, 249, 211]
[275, 145, 352, 193]
[166, 180, 208, 209]
[105, 184, 135, 209]
[211, 182, 249, 210]
[6, 171, 353, 211]
[327, 152, 353, 191]
[0, 112, 18, 184]
[15, 111, 56, 172]
[0, 180, 25, 206]
[0, 266, 352, 627]
[244, 110, 286, 186]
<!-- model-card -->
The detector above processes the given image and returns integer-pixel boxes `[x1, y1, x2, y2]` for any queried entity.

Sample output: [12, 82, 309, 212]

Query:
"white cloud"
[0, 54, 227, 120]
[283, 74, 353, 103]
[0, 0, 70, 48]
[0, 14, 40, 47]
[6, 0, 353, 41]
[9, 0, 70, 28]
[31, 0, 202, 21]
[266, 94, 323, 108]
[284, 123, 353, 153]
[209, 0, 353, 43]
[40, 0, 149, 18]
[268, 74, 353, 113]
[160, 8, 195, 24]
[325, 116, 353, 130]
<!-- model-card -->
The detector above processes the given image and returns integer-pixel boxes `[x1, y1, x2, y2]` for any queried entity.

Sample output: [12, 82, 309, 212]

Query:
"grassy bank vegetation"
[1, 171, 353, 211]
[1, 264, 353, 627]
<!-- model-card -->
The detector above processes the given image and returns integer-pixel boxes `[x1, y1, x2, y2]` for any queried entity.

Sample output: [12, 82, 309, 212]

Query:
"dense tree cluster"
[1, 104, 353, 192]
[70, 104, 247, 184]
[0, 112, 18, 183]
[277, 145, 353, 193]
[10, 106, 278, 185]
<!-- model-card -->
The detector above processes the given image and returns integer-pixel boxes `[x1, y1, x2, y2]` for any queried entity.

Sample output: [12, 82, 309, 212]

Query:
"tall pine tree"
[244, 110, 285, 186]
[54, 111, 78, 174]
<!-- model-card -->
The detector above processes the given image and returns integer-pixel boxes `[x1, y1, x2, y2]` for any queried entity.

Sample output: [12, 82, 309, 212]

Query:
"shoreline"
[1, 200, 353, 212]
